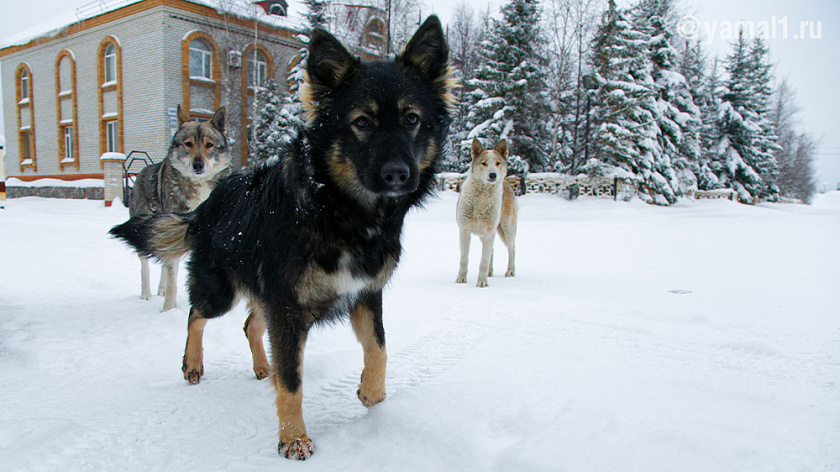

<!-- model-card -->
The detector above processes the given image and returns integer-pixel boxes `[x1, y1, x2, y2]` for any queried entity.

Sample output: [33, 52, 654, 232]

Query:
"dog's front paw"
[253, 364, 270, 380]
[456, 272, 467, 284]
[181, 361, 204, 384]
[279, 436, 314, 460]
[477, 278, 489, 288]
[505, 268, 515, 277]
[357, 383, 386, 408]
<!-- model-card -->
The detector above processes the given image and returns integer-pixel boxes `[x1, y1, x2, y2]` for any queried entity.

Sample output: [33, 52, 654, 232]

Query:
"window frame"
[98, 36, 123, 161]
[104, 43, 117, 84]
[63, 126, 75, 160]
[15, 63, 36, 171]
[56, 49, 80, 169]
[20, 69, 29, 100]
[182, 31, 221, 122]
[247, 49, 268, 87]
[240, 43, 274, 167]
[189, 39, 213, 80]
[106, 120, 119, 153]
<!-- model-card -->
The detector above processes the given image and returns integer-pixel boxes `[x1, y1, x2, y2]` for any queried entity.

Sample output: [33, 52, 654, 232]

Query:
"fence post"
[101, 152, 126, 207]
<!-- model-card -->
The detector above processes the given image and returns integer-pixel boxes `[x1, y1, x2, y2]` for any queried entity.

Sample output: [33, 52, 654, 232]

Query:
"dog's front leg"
[182, 307, 207, 384]
[351, 292, 387, 407]
[456, 229, 471, 283]
[160, 261, 178, 311]
[477, 232, 495, 288]
[268, 314, 312, 460]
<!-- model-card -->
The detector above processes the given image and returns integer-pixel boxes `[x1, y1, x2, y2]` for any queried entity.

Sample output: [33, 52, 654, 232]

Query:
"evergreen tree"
[694, 56, 724, 190]
[589, 0, 676, 204]
[463, 0, 551, 174]
[253, 80, 294, 165]
[746, 37, 781, 199]
[713, 28, 780, 202]
[254, 0, 329, 165]
[632, 0, 702, 196]
[442, 2, 483, 173]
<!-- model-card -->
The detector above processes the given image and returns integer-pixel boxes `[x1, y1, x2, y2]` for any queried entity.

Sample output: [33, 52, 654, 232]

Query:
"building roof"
[0, 0, 308, 51]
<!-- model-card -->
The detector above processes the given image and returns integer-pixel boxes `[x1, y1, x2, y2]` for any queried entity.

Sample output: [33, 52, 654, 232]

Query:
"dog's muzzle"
[379, 160, 416, 194]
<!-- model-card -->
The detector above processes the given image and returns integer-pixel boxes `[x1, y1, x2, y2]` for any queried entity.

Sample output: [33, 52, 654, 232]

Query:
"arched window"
[20, 69, 29, 99]
[56, 49, 79, 169]
[240, 44, 274, 166]
[247, 49, 268, 87]
[189, 39, 212, 79]
[104, 44, 117, 83]
[182, 31, 220, 120]
[16, 63, 36, 171]
[98, 36, 123, 159]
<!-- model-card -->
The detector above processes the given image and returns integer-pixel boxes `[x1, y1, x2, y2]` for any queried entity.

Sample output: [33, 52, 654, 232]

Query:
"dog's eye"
[495, 162, 501, 167]
[205, 142, 214, 149]
[481, 162, 488, 167]
[353, 117, 371, 130]
[404, 113, 420, 126]
[184, 141, 193, 148]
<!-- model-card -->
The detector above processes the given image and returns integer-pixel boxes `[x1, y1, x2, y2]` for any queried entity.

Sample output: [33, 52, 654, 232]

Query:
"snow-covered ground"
[1, 192, 838, 471]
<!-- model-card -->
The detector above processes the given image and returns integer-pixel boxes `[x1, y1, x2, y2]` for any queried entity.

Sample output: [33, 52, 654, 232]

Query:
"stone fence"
[437, 173, 639, 200]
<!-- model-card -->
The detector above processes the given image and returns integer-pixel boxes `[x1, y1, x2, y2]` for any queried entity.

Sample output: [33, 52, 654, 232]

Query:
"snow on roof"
[0, 0, 307, 50]
[0, 135, 5, 147]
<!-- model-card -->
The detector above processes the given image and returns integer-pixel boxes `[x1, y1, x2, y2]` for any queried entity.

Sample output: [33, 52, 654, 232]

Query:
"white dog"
[456, 138, 518, 287]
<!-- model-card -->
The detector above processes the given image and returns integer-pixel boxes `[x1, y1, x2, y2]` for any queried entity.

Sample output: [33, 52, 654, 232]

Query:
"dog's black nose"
[381, 161, 410, 189]
[489, 172, 497, 181]
[192, 160, 205, 173]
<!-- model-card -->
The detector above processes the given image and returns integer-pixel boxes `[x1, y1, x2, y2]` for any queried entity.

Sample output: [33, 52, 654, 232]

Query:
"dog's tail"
[109, 213, 194, 262]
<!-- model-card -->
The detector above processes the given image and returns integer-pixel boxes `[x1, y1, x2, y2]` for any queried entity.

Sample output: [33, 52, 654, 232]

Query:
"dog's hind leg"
[243, 300, 270, 380]
[351, 292, 387, 408]
[456, 228, 471, 283]
[140, 256, 152, 300]
[477, 232, 495, 288]
[267, 310, 312, 460]
[182, 307, 208, 384]
[497, 223, 516, 277]
[159, 262, 178, 312]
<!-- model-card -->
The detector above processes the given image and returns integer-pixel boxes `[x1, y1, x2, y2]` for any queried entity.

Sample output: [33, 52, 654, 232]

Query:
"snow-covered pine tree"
[746, 37, 781, 200]
[713, 28, 780, 202]
[442, 2, 483, 173]
[589, 0, 676, 204]
[694, 56, 724, 190]
[463, 0, 551, 174]
[252, 79, 294, 165]
[254, 0, 329, 165]
[631, 0, 702, 197]
[287, 0, 329, 114]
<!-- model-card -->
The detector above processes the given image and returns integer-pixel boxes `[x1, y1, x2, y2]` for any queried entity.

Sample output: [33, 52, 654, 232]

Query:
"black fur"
[110, 16, 454, 458]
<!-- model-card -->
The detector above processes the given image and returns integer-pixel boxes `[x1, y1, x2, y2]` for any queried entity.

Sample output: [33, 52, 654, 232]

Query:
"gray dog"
[129, 106, 232, 311]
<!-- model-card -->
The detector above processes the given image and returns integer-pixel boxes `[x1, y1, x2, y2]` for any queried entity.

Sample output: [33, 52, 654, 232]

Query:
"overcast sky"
[1, 0, 838, 188]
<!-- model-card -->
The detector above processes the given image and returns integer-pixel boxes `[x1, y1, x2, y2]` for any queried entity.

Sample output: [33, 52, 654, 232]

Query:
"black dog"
[110, 16, 456, 460]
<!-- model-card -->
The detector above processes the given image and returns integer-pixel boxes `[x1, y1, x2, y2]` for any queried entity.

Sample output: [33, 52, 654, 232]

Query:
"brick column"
[100, 152, 126, 207]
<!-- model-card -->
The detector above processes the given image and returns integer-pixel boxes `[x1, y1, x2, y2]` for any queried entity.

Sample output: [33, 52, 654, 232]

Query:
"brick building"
[0, 0, 305, 190]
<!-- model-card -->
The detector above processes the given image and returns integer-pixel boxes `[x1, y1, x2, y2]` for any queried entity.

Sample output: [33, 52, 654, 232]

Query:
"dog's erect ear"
[307, 29, 359, 91]
[211, 107, 226, 133]
[471, 138, 485, 159]
[177, 104, 190, 127]
[398, 15, 449, 83]
[495, 140, 509, 159]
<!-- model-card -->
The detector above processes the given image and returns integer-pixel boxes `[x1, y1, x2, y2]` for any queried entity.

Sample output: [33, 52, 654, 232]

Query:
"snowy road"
[1, 192, 838, 471]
